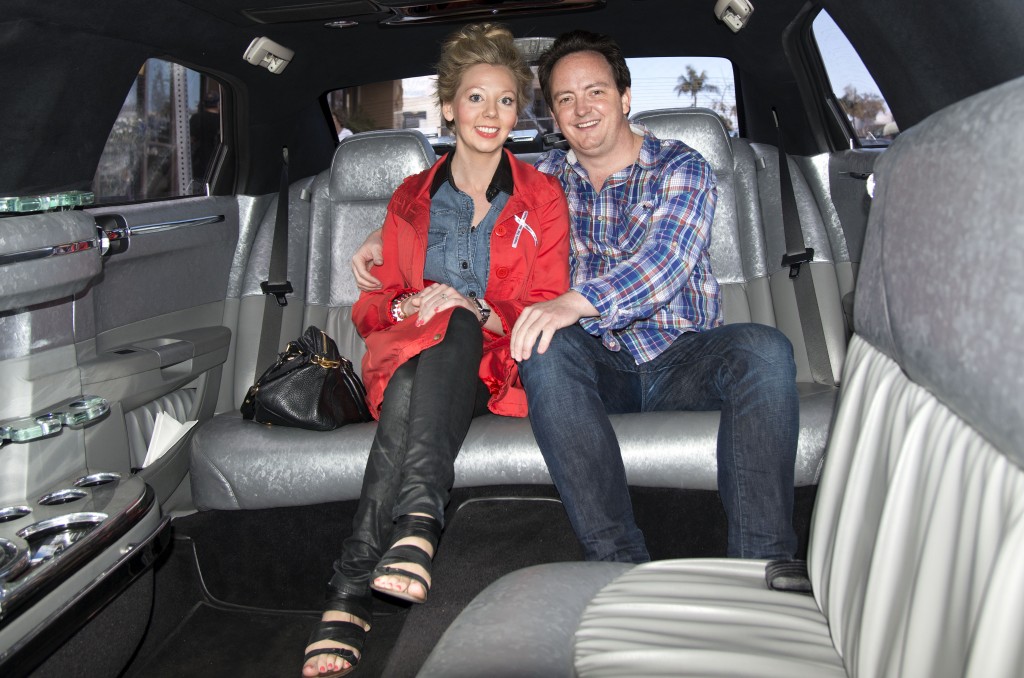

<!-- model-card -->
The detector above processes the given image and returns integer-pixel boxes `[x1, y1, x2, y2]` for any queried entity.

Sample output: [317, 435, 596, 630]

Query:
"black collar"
[429, 148, 514, 201]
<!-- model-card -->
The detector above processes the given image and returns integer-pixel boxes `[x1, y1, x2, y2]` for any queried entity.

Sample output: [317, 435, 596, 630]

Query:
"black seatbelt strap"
[772, 109, 835, 387]
[255, 147, 293, 383]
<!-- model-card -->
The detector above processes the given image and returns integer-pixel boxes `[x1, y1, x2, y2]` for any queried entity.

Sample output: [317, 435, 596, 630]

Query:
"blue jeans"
[518, 323, 799, 562]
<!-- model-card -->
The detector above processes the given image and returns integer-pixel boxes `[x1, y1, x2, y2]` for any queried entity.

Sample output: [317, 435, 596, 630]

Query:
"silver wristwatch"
[473, 298, 491, 326]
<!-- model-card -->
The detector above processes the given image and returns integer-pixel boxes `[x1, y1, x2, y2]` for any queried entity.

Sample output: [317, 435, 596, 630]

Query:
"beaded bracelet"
[390, 292, 415, 323]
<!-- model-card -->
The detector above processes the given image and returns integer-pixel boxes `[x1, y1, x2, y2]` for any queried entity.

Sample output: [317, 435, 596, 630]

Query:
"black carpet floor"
[121, 535, 407, 678]
[381, 495, 583, 677]
[125, 485, 816, 677]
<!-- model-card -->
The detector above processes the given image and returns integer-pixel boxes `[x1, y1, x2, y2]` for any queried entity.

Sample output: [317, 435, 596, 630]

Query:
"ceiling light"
[243, 36, 294, 74]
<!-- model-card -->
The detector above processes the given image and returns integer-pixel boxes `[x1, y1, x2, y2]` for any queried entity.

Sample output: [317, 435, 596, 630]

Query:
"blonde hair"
[435, 23, 533, 128]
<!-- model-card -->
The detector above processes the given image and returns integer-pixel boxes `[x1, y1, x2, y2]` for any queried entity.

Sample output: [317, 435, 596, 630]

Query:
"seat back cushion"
[633, 107, 846, 384]
[631, 108, 775, 327]
[226, 178, 316, 407]
[808, 75, 1024, 677]
[304, 129, 436, 375]
[750, 142, 847, 384]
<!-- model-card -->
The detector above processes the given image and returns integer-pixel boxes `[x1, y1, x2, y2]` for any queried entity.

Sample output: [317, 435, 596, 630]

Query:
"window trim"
[782, 5, 851, 152]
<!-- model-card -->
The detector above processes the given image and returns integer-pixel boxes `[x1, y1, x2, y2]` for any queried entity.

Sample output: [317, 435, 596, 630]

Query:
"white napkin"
[142, 411, 197, 468]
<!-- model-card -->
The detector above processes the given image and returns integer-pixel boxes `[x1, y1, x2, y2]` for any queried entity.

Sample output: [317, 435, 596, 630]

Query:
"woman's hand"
[412, 283, 474, 326]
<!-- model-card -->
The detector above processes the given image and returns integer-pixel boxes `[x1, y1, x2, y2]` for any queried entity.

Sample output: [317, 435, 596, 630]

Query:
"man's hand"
[351, 228, 384, 291]
[510, 291, 598, 361]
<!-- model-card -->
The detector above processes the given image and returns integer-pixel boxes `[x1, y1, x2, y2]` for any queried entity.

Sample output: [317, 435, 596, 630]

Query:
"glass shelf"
[0, 190, 95, 215]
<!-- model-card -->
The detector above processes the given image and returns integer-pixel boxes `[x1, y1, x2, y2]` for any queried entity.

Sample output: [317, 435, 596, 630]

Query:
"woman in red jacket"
[302, 23, 570, 678]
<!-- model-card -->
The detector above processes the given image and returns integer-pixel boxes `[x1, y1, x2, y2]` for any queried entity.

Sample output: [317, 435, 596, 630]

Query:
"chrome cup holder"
[38, 489, 88, 506]
[0, 505, 32, 523]
[74, 472, 122, 488]
[17, 512, 108, 566]
[0, 536, 30, 581]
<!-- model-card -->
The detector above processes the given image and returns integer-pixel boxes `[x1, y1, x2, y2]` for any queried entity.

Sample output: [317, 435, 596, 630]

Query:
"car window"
[629, 57, 738, 134]
[812, 10, 897, 146]
[325, 56, 738, 155]
[92, 59, 224, 204]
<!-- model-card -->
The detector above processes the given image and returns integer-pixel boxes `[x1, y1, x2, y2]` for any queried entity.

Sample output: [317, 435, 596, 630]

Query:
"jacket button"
[496, 266, 509, 278]
[433, 334, 442, 341]
[461, 261, 469, 269]
[495, 225, 507, 237]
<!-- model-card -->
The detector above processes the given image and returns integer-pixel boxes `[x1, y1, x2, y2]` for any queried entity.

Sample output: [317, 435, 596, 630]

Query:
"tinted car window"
[813, 10, 897, 146]
[325, 57, 738, 154]
[92, 59, 224, 204]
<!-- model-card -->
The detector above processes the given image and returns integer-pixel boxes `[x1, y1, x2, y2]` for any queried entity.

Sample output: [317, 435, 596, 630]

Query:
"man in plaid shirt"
[509, 31, 799, 563]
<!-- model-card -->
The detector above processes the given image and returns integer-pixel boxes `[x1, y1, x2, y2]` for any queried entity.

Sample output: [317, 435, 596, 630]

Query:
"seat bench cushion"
[190, 386, 835, 510]
[573, 560, 844, 678]
[417, 562, 633, 678]
[417, 559, 844, 678]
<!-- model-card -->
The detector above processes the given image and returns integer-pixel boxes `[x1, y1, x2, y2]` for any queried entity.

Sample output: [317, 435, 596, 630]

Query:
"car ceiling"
[1, 0, 1022, 196]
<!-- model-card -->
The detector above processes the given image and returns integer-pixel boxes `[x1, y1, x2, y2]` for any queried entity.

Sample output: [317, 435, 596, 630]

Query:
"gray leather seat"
[417, 76, 1024, 678]
[190, 130, 436, 508]
[632, 107, 847, 385]
[189, 115, 843, 510]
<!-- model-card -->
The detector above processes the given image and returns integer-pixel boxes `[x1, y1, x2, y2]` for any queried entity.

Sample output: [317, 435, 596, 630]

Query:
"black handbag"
[241, 325, 372, 430]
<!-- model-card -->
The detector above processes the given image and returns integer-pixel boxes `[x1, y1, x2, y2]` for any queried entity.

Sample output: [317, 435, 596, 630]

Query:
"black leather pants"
[329, 309, 490, 596]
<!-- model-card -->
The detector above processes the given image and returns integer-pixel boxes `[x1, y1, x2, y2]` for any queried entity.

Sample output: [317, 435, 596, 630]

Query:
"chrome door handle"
[93, 213, 225, 256]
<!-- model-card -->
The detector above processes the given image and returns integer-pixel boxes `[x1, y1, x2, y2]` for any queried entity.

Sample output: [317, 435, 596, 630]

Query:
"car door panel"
[0, 209, 169, 677]
[0, 211, 103, 501]
[0, 212, 100, 314]
[84, 196, 236, 341]
[76, 196, 238, 503]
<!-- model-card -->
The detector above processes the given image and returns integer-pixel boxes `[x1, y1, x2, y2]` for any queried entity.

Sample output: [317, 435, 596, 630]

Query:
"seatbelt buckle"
[765, 559, 812, 594]
[260, 280, 293, 306]
[782, 248, 814, 279]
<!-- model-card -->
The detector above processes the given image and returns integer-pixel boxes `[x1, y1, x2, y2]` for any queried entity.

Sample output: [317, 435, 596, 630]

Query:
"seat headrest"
[630, 108, 733, 170]
[330, 129, 436, 202]
[854, 75, 1024, 459]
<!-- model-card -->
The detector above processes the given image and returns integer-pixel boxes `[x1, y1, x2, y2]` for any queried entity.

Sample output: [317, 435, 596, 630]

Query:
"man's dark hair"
[537, 30, 631, 110]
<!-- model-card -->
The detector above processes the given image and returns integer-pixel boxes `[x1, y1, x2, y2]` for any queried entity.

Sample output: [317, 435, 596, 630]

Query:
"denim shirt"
[423, 151, 513, 300]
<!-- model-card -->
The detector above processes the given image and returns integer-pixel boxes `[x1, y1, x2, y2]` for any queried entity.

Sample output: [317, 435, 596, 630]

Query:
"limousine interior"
[0, 0, 1021, 676]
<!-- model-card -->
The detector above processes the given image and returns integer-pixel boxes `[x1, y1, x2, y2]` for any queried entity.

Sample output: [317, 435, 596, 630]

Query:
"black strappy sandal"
[303, 587, 372, 677]
[370, 514, 442, 604]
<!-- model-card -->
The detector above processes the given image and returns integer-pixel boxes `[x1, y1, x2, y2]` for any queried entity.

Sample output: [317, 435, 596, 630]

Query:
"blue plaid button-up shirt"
[536, 126, 721, 364]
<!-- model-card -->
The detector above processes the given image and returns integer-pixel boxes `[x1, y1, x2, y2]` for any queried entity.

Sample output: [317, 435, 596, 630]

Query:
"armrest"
[79, 326, 231, 411]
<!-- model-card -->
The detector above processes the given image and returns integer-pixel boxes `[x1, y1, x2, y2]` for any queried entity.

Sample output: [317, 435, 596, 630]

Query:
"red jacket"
[353, 150, 570, 418]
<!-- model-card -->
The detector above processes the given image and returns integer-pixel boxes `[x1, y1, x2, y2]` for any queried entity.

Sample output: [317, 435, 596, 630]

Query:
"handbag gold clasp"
[311, 355, 341, 369]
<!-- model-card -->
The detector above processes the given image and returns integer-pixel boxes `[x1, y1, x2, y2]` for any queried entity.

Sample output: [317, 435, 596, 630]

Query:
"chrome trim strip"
[0, 239, 96, 266]
[381, 0, 603, 25]
[120, 213, 225, 237]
